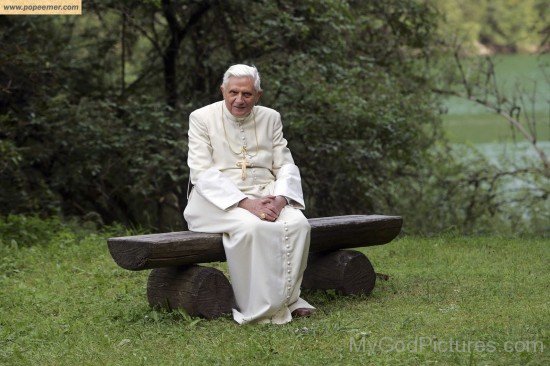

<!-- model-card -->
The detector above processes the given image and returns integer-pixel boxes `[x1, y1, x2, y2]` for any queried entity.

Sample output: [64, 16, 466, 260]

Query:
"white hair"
[222, 64, 262, 92]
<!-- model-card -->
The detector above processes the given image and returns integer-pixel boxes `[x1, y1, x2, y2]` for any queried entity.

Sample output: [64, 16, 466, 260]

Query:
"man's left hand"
[264, 195, 287, 219]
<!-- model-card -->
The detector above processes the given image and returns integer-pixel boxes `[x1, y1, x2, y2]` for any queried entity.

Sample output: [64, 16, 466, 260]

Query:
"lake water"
[443, 54, 549, 167]
[442, 54, 549, 221]
[443, 54, 549, 144]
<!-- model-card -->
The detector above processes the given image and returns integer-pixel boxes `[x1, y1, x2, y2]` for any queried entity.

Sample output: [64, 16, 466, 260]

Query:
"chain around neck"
[221, 103, 260, 157]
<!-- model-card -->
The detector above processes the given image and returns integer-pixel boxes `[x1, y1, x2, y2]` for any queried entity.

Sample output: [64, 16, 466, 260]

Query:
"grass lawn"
[1, 225, 548, 365]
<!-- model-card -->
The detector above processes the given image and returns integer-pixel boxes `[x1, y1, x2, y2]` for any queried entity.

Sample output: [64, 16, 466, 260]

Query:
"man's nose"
[235, 93, 244, 103]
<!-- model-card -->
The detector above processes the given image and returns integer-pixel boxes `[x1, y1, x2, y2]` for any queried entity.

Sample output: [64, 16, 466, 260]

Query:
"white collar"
[222, 101, 254, 124]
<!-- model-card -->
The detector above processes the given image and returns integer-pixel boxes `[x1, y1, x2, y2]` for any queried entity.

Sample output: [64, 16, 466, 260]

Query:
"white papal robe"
[183, 100, 314, 324]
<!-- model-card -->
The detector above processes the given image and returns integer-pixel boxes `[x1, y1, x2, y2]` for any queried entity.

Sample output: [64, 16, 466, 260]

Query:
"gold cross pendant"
[236, 147, 252, 180]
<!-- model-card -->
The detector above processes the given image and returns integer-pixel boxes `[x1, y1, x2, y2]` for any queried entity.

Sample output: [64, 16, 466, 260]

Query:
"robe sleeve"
[188, 111, 246, 210]
[271, 114, 306, 209]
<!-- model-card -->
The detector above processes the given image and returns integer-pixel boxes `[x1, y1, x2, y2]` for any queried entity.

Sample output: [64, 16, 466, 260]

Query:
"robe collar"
[222, 101, 255, 125]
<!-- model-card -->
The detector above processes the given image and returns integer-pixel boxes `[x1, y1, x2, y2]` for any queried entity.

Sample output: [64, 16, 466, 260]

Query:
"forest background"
[1, 0, 548, 236]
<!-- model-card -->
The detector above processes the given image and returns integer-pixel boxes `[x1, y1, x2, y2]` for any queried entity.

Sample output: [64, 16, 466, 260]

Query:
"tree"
[1, 0, 447, 231]
[433, 0, 547, 53]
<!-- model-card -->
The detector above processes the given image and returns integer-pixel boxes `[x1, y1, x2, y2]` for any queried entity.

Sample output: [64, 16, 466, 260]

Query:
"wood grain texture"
[147, 250, 377, 319]
[147, 265, 235, 318]
[108, 215, 402, 271]
[302, 250, 376, 295]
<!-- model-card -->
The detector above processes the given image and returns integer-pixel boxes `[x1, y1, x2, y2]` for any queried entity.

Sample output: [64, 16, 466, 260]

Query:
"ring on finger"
[260, 212, 266, 220]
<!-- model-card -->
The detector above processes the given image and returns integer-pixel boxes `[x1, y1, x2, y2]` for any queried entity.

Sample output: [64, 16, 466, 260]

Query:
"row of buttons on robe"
[236, 120, 256, 182]
[284, 221, 292, 303]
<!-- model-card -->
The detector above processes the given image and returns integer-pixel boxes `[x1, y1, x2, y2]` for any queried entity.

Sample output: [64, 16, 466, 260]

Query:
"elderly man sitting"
[184, 64, 314, 324]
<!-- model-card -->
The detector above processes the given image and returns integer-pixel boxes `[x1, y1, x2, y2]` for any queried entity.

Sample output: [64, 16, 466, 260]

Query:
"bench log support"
[148, 249, 376, 318]
[108, 215, 402, 319]
[302, 250, 376, 295]
[147, 265, 235, 318]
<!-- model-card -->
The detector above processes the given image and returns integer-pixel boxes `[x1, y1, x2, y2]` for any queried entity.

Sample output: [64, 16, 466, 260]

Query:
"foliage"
[431, 38, 549, 235]
[384, 143, 549, 236]
[249, 0, 442, 217]
[433, 0, 548, 53]
[0, 214, 130, 248]
[1, 94, 189, 228]
[1, 1, 546, 234]
[1, 0, 447, 231]
[1, 220, 548, 364]
[0, 215, 66, 248]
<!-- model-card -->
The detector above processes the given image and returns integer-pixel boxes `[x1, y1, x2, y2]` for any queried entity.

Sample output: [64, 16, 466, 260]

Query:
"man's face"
[221, 76, 262, 117]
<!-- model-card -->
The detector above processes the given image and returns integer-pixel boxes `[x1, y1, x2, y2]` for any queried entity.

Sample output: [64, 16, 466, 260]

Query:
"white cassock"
[184, 100, 315, 324]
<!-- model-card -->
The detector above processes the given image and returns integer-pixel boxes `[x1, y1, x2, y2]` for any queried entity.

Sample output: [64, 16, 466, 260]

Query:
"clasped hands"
[238, 195, 287, 221]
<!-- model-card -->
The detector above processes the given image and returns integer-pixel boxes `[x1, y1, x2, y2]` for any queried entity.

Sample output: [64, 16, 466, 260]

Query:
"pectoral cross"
[236, 146, 252, 180]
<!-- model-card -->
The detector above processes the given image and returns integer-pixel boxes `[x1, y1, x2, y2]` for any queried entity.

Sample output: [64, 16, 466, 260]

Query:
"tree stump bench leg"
[302, 250, 376, 295]
[147, 265, 235, 319]
[147, 250, 376, 319]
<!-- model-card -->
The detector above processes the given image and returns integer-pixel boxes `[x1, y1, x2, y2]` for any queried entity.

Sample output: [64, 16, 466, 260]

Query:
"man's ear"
[220, 86, 225, 96]
[256, 91, 263, 103]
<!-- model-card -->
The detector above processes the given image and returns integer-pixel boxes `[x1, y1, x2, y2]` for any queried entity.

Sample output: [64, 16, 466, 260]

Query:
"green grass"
[1, 225, 549, 365]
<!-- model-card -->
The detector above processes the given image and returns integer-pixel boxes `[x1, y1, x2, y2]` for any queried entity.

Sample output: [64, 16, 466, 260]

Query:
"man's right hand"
[238, 197, 278, 221]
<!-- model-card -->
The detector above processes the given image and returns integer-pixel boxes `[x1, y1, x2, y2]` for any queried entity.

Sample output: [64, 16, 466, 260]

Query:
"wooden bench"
[107, 215, 402, 319]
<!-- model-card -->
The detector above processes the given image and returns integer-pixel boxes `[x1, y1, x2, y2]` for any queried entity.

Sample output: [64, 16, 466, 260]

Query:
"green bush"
[1, 95, 189, 228]
[0, 1, 443, 231]
[0, 215, 66, 247]
[1, 1, 544, 235]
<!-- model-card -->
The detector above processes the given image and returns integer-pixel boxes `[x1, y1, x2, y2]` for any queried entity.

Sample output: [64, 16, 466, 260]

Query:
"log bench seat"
[107, 214, 402, 319]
